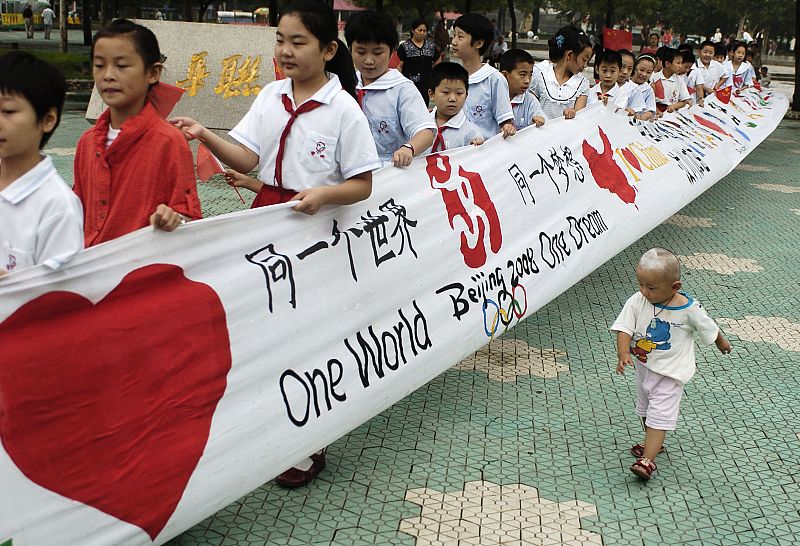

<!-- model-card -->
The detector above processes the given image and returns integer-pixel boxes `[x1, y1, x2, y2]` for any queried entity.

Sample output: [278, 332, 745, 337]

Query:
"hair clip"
[555, 34, 564, 49]
[160, 54, 168, 64]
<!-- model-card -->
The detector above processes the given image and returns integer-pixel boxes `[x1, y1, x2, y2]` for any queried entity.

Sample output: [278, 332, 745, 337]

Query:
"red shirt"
[73, 101, 202, 247]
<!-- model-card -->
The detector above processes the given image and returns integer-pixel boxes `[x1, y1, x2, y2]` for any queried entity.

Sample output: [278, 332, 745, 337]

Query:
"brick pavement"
[45, 114, 800, 546]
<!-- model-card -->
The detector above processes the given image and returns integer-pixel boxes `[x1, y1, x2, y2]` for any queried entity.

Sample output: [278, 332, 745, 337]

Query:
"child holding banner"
[424, 62, 484, 153]
[173, 1, 380, 213]
[612, 248, 731, 481]
[344, 10, 435, 167]
[723, 42, 755, 90]
[529, 25, 592, 120]
[73, 19, 202, 246]
[0, 52, 83, 277]
[450, 13, 516, 140]
[625, 55, 656, 121]
[587, 49, 622, 107]
[651, 48, 690, 115]
[178, 0, 381, 487]
[500, 49, 545, 129]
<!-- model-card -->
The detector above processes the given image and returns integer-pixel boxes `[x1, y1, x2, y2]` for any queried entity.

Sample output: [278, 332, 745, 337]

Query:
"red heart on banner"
[0, 264, 232, 540]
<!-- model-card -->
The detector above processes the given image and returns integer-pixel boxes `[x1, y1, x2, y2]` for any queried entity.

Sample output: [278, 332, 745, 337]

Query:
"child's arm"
[500, 119, 516, 138]
[529, 94, 546, 127]
[170, 117, 259, 174]
[616, 331, 634, 374]
[394, 88, 437, 166]
[224, 169, 263, 193]
[150, 205, 184, 231]
[493, 75, 516, 138]
[293, 171, 372, 215]
[666, 100, 687, 112]
[393, 129, 435, 167]
[715, 331, 732, 354]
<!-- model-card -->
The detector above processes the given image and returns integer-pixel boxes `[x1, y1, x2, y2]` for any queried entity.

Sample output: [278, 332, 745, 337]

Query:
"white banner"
[0, 89, 786, 545]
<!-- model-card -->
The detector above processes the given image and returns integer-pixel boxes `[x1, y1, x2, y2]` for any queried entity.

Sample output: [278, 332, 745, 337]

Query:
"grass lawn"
[0, 47, 89, 79]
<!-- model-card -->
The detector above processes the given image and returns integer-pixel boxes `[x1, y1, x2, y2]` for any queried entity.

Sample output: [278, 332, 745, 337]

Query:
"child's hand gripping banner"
[0, 89, 787, 545]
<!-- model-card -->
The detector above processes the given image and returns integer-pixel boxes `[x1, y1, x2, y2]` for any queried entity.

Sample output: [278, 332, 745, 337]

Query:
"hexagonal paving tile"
[677, 252, 764, 275]
[664, 214, 716, 228]
[399, 480, 601, 545]
[751, 183, 800, 193]
[454, 338, 569, 382]
[717, 316, 800, 352]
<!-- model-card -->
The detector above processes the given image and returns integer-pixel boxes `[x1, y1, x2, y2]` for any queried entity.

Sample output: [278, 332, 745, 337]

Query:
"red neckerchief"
[275, 94, 323, 191]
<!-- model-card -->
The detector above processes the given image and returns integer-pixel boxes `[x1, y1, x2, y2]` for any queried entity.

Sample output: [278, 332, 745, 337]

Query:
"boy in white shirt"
[499, 49, 544, 129]
[651, 48, 690, 114]
[345, 10, 435, 167]
[0, 52, 83, 277]
[612, 248, 731, 481]
[450, 13, 516, 140]
[425, 62, 484, 153]
[695, 40, 729, 96]
[587, 49, 622, 107]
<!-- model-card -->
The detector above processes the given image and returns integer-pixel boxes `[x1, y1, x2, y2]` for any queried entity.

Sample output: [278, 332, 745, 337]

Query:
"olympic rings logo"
[482, 283, 528, 339]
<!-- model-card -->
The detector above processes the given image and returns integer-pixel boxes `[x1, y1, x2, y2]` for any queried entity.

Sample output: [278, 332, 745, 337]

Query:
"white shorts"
[634, 361, 684, 431]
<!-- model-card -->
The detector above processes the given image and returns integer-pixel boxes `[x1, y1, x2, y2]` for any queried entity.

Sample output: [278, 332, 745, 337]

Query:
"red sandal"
[629, 443, 666, 458]
[630, 457, 657, 480]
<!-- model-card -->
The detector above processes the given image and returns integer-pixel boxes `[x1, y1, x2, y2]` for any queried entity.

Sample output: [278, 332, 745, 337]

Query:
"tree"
[59, 0, 68, 53]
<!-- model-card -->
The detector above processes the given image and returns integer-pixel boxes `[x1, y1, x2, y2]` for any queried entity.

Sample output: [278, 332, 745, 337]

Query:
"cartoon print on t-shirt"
[630, 317, 672, 363]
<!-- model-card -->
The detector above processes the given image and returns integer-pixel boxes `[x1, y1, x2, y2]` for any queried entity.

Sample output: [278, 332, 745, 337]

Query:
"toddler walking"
[611, 248, 731, 480]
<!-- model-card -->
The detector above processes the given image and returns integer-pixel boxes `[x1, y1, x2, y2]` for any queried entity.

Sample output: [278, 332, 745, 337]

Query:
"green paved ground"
[47, 115, 800, 545]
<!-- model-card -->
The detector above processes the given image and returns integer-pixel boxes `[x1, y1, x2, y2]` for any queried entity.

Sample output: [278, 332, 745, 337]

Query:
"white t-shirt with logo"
[611, 292, 720, 384]
[230, 74, 381, 192]
[356, 69, 436, 166]
[463, 64, 514, 139]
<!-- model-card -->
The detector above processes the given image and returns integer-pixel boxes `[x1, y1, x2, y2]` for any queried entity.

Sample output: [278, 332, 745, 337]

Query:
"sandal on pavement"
[274, 452, 326, 488]
[629, 443, 666, 458]
[630, 457, 657, 480]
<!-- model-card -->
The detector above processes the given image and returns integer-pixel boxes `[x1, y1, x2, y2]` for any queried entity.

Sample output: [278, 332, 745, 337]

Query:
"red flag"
[196, 143, 224, 182]
[147, 82, 185, 119]
[272, 58, 285, 81]
[753, 81, 762, 91]
[196, 143, 246, 204]
[603, 27, 633, 51]
[715, 87, 732, 104]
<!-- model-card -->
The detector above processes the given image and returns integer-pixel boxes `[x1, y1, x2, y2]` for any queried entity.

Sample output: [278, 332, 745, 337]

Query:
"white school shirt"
[356, 69, 436, 166]
[611, 292, 720, 384]
[230, 73, 381, 192]
[694, 59, 728, 91]
[0, 155, 83, 273]
[422, 108, 484, 154]
[651, 70, 690, 106]
[586, 82, 623, 107]
[722, 60, 755, 89]
[510, 90, 545, 129]
[530, 59, 589, 120]
[616, 80, 638, 108]
[628, 82, 655, 114]
[681, 71, 701, 102]
[463, 64, 514, 139]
